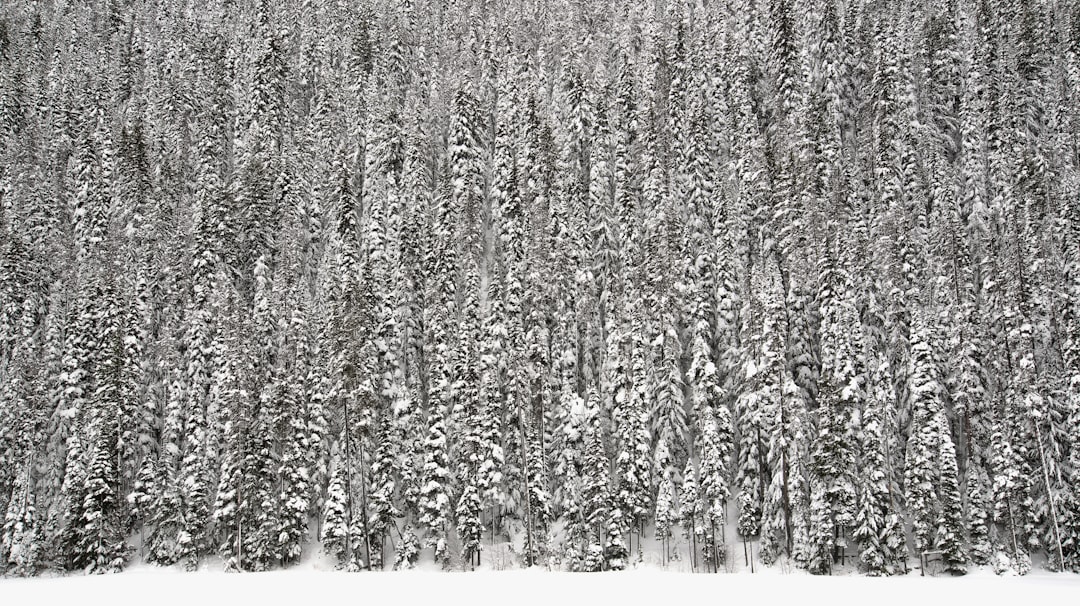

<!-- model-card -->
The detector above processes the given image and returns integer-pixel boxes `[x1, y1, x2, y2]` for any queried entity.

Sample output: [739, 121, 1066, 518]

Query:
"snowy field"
[4, 566, 1078, 606]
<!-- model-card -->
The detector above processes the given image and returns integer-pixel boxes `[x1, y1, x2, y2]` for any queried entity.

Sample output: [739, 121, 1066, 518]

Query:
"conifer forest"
[2, 0, 1080, 579]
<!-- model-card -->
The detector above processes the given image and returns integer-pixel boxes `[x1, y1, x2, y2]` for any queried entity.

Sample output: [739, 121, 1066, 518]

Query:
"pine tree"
[699, 407, 733, 573]
[610, 318, 650, 554]
[367, 414, 397, 570]
[561, 462, 588, 571]
[418, 407, 451, 565]
[1, 458, 40, 576]
[853, 356, 906, 576]
[321, 449, 351, 566]
[680, 459, 702, 571]
[655, 470, 676, 567]
[652, 324, 688, 473]
[581, 388, 609, 569]
[455, 481, 482, 569]
[1063, 389, 1080, 571]
[937, 412, 967, 574]
[967, 464, 993, 567]
[75, 430, 128, 573]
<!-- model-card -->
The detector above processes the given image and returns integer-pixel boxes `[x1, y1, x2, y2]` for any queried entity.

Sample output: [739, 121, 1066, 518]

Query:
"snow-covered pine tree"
[581, 388, 609, 571]
[903, 317, 968, 573]
[699, 407, 733, 573]
[367, 413, 398, 569]
[853, 350, 906, 576]
[756, 287, 804, 566]
[609, 313, 650, 556]
[655, 469, 676, 567]
[1063, 386, 1080, 571]
[967, 462, 993, 567]
[651, 319, 688, 474]
[1, 458, 40, 575]
[679, 458, 703, 572]
[904, 320, 943, 558]
[418, 404, 451, 566]
[808, 248, 860, 575]
[936, 412, 967, 574]
[561, 461, 588, 571]
[320, 445, 351, 567]
[74, 427, 128, 573]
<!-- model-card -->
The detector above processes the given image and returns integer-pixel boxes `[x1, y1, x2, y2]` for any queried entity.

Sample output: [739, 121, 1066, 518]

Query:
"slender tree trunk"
[580, 515, 587, 571]
[520, 416, 534, 567]
[1033, 417, 1065, 568]
[722, 502, 727, 546]
[488, 503, 497, 566]
[343, 397, 354, 567]
[711, 524, 717, 573]
[359, 435, 371, 570]
[779, 394, 793, 556]
[690, 521, 698, 572]
[237, 404, 246, 570]
[1006, 498, 1020, 562]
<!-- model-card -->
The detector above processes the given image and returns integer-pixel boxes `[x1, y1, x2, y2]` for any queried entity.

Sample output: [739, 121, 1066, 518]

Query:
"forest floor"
[4, 556, 1079, 606]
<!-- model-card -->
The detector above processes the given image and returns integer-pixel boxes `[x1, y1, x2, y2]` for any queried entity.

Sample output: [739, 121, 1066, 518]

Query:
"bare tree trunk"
[520, 416, 534, 567]
[344, 397, 355, 567]
[237, 406, 246, 570]
[690, 524, 698, 572]
[710, 524, 717, 573]
[237, 517, 243, 571]
[359, 429, 371, 570]
[779, 392, 793, 557]
[1007, 499, 1020, 563]
[1033, 417, 1065, 568]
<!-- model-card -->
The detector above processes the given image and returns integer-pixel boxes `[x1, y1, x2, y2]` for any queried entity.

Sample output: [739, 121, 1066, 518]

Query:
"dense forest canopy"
[1, 0, 1079, 577]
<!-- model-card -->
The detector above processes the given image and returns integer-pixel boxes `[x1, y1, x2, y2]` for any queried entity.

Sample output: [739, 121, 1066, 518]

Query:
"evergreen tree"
[581, 388, 609, 570]
[655, 470, 676, 566]
[937, 413, 967, 574]
[680, 459, 702, 571]
[853, 358, 906, 576]
[1, 458, 40, 576]
[699, 407, 733, 573]
[418, 407, 451, 565]
[967, 464, 993, 567]
[320, 448, 351, 567]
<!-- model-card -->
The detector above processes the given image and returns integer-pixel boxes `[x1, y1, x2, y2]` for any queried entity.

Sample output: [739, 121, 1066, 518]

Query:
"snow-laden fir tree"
[699, 407, 733, 573]
[679, 458, 702, 571]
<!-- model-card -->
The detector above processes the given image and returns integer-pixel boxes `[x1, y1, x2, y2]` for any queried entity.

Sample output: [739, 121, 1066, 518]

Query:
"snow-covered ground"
[6, 534, 1078, 604]
[4, 563, 1078, 606]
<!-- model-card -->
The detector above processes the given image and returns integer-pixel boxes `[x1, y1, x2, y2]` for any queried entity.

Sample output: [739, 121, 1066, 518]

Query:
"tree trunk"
[359, 430, 371, 570]
[520, 416, 534, 567]
[780, 408, 793, 556]
[710, 524, 717, 573]
[1033, 416, 1065, 568]
[1006, 498, 1020, 563]
[690, 522, 698, 572]
[343, 396, 355, 567]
